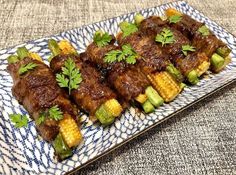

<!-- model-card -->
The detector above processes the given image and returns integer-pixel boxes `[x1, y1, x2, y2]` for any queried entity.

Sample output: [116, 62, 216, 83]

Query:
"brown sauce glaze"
[7, 57, 77, 141]
[50, 54, 116, 116]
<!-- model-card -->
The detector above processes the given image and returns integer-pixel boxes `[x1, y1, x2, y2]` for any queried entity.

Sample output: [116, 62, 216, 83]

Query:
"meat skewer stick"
[133, 14, 210, 84]
[7, 47, 82, 160]
[48, 39, 123, 125]
[165, 8, 231, 72]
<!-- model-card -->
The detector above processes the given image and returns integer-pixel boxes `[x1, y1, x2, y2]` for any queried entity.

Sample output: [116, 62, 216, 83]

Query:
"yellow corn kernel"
[135, 94, 148, 104]
[196, 61, 210, 76]
[29, 52, 43, 62]
[104, 99, 122, 117]
[165, 8, 182, 17]
[147, 72, 181, 102]
[58, 40, 77, 55]
[59, 114, 82, 148]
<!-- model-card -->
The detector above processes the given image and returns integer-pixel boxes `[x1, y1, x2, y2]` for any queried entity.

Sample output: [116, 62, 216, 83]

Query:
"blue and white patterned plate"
[0, 1, 236, 174]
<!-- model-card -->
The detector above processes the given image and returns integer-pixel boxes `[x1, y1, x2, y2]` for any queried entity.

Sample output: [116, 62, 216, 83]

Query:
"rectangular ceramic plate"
[0, 1, 236, 174]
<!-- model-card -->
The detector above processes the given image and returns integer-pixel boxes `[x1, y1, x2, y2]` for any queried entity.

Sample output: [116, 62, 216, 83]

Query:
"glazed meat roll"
[7, 47, 82, 160]
[165, 8, 231, 72]
[48, 39, 123, 125]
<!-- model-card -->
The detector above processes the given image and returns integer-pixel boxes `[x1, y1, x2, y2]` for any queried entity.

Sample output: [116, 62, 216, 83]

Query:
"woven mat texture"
[0, 0, 235, 174]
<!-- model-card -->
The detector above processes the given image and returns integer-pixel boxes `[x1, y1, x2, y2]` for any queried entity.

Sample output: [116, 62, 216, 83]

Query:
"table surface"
[0, 0, 236, 174]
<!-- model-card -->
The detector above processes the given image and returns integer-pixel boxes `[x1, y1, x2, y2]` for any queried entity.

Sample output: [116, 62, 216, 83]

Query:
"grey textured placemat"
[0, 0, 235, 174]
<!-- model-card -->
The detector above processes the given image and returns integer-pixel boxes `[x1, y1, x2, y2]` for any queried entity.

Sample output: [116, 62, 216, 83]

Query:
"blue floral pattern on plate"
[0, 1, 236, 174]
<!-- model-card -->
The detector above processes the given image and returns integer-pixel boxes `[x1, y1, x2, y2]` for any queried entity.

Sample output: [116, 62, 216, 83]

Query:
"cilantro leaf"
[104, 44, 138, 64]
[36, 112, 46, 125]
[36, 106, 63, 125]
[198, 25, 210, 36]
[169, 15, 182, 24]
[93, 30, 112, 47]
[182, 44, 196, 56]
[155, 28, 175, 46]
[56, 58, 82, 94]
[122, 44, 134, 55]
[56, 74, 69, 88]
[48, 105, 63, 121]
[104, 50, 122, 63]
[18, 62, 37, 75]
[10, 114, 29, 128]
[126, 55, 137, 64]
[119, 22, 138, 38]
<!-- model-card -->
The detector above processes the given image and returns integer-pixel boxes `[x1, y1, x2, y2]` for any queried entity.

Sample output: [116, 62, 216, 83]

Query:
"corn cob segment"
[195, 61, 210, 77]
[147, 72, 181, 102]
[104, 99, 123, 117]
[58, 114, 82, 148]
[135, 94, 148, 104]
[29, 52, 43, 62]
[58, 40, 77, 55]
[165, 8, 182, 17]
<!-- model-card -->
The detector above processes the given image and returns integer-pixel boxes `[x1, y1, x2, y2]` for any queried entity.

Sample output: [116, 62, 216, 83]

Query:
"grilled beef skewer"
[165, 8, 231, 72]
[7, 47, 82, 160]
[48, 39, 123, 125]
[84, 32, 164, 113]
[134, 15, 210, 84]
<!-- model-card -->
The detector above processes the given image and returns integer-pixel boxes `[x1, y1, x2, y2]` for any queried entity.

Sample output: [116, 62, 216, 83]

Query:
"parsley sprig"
[56, 58, 82, 94]
[36, 112, 46, 125]
[104, 44, 138, 64]
[119, 21, 138, 38]
[198, 25, 210, 36]
[155, 28, 175, 46]
[36, 105, 63, 125]
[48, 105, 63, 121]
[93, 30, 112, 47]
[10, 114, 29, 128]
[169, 15, 182, 24]
[182, 44, 196, 56]
[18, 62, 37, 75]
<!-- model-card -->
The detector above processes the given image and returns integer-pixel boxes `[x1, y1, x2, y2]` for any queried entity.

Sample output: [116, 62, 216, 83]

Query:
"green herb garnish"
[17, 47, 30, 60]
[119, 21, 138, 38]
[10, 114, 29, 128]
[93, 30, 112, 47]
[36, 106, 63, 125]
[182, 44, 196, 56]
[104, 44, 138, 64]
[36, 112, 46, 125]
[169, 15, 182, 24]
[48, 105, 63, 121]
[198, 25, 210, 36]
[155, 28, 175, 46]
[18, 62, 37, 75]
[56, 58, 82, 94]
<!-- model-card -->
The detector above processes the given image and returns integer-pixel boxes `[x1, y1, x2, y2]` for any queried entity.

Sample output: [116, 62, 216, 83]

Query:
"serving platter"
[0, 1, 236, 174]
